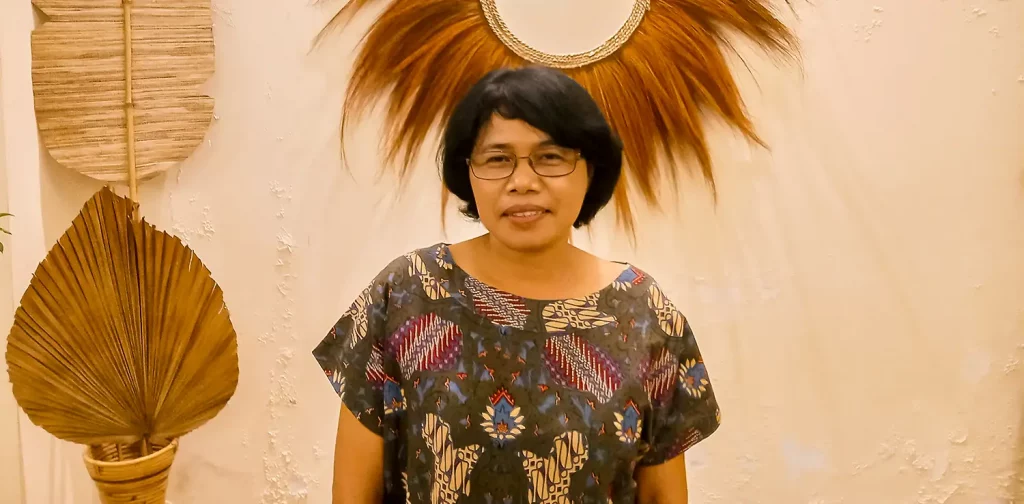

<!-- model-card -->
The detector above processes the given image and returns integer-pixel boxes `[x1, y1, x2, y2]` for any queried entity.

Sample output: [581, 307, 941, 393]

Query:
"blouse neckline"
[439, 242, 634, 305]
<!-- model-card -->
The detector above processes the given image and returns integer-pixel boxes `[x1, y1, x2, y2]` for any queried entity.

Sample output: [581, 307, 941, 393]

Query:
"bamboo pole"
[122, 0, 138, 212]
[122, 0, 146, 457]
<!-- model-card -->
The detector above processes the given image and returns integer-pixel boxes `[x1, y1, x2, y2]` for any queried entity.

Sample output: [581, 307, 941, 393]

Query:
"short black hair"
[439, 66, 623, 228]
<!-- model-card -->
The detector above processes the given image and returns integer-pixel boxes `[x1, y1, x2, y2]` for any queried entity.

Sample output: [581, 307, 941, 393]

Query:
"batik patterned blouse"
[312, 243, 720, 503]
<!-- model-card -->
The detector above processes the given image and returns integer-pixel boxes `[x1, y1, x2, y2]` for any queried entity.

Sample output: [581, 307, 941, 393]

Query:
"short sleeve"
[312, 276, 393, 436]
[639, 317, 721, 466]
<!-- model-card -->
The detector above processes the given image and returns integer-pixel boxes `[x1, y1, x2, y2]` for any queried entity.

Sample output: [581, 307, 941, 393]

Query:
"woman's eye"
[537, 152, 568, 162]
[486, 155, 511, 164]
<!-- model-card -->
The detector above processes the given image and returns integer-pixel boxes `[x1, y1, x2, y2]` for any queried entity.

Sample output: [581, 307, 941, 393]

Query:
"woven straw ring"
[478, 0, 651, 69]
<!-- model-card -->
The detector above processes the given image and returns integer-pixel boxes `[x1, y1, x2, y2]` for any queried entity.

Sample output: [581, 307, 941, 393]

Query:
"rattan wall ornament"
[324, 0, 797, 231]
[7, 1, 236, 503]
[31, 0, 215, 187]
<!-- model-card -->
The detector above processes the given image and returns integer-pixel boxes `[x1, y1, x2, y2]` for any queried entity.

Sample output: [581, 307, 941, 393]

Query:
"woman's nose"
[507, 157, 540, 191]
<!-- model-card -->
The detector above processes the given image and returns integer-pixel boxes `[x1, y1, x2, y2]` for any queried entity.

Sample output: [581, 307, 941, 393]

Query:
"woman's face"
[469, 115, 589, 252]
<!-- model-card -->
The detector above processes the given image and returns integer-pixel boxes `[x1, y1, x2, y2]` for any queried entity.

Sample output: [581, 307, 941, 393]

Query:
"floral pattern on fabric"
[679, 358, 710, 399]
[480, 386, 525, 443]
[312, 243, 721, 503]
[613, 399, 643, 444]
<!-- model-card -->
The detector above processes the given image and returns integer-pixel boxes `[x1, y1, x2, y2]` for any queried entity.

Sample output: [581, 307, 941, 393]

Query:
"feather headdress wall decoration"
[323, 0, 797, 231]
[7, 0, 235, 502]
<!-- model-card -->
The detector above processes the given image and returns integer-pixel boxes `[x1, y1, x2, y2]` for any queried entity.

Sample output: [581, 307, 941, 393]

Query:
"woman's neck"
[448, 233, 595, 299]
[479, 233, 578, 283]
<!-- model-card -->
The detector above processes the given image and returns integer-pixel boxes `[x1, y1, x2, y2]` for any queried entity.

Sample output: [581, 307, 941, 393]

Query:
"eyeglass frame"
[465, 148, 583, 180]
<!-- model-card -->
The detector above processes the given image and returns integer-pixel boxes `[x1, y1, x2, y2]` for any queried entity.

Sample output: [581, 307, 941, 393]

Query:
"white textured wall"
[2, 0, 1023, 503]
[0, 5, 27, 499]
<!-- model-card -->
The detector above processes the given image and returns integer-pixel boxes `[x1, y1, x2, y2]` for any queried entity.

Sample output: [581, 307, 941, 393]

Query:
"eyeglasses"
[467, 147, 582, 180]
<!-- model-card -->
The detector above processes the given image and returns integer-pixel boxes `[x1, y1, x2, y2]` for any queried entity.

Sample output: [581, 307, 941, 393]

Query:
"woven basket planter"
[83, 439, 178, 504]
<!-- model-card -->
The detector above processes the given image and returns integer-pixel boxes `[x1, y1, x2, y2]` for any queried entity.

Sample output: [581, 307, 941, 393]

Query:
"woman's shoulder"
[606, 261, 660, 297]
[610, 264, 693, 338]
[368, 242, 451, 286]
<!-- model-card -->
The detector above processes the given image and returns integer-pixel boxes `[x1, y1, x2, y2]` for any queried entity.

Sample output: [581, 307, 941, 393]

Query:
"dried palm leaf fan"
[323, 0, 798, 232]
[6, 1, 236, 503]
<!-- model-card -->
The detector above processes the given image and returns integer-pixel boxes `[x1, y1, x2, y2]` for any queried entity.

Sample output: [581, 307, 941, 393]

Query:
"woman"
[313, 66, 720, 503]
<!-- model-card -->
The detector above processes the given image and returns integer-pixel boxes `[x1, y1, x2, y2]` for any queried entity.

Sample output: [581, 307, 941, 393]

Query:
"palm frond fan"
[322, 0, 798, 232]
[6, 1, 235, 503]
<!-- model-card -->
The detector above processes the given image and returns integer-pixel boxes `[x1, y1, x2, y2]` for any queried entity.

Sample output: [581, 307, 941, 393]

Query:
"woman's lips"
[502, 206, 550, 224]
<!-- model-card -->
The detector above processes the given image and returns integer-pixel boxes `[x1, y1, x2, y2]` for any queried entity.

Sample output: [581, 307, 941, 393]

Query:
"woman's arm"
[635, 453, 688, 504]
[332, 403, 385, 504]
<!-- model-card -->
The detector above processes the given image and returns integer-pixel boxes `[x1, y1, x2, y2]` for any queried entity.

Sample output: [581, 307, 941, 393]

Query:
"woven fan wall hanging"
[6, 1, 236, 503]
[326, 0, 797, 231]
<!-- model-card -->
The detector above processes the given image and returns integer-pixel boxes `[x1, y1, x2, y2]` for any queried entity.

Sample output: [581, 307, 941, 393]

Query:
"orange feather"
[325, 0, 798, 233]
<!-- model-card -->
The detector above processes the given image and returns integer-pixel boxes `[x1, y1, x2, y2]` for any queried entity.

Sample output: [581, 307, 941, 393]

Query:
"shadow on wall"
[1015, 407, 1024, 502]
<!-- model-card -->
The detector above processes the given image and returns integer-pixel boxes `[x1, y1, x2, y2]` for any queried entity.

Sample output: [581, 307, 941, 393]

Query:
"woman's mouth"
[502, 206, 550, 224]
